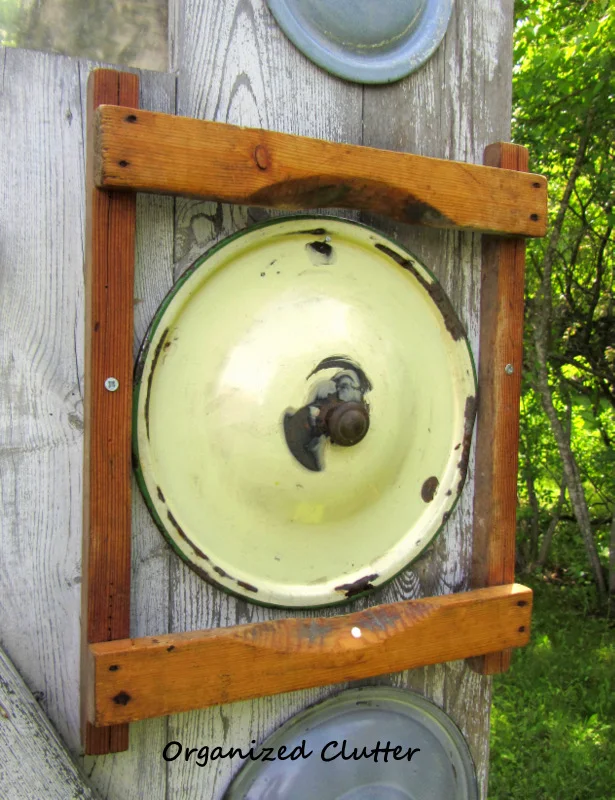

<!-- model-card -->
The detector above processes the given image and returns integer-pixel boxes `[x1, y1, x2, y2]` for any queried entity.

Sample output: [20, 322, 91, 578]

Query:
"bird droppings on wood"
[421, 476, 439, 503]
[335, 573, 379, 598]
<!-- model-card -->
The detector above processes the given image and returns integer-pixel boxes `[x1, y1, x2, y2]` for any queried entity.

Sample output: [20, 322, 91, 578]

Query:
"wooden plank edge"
[469, 143, 530, 676]
[81, 67, 138, 756]
[1, 645, 101, 798]
[87, 584, 532, 727]
[93, 106, 548, 237]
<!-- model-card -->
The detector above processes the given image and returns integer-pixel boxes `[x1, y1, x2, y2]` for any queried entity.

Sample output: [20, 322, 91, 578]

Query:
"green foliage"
[493, 5, 614, 794]
[490, 579, 615, 799]
[513, 0, 615, 580]
[0, 0, 20, 47]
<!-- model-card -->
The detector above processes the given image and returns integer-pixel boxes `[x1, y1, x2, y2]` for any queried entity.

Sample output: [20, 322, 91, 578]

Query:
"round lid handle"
[325, 401, 370, 447]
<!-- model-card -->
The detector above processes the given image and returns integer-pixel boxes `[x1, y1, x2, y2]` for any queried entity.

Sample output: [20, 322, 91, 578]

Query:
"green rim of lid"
[132, 215, 476, 609]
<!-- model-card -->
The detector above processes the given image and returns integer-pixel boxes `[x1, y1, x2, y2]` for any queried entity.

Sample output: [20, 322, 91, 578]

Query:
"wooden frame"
[83, 69, 546, 754]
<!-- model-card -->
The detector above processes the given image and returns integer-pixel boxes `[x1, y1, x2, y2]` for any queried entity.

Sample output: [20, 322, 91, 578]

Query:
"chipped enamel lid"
[223, 687, 478, 799]
[133, 216, 476, 608]
[266, 0, 453, 84]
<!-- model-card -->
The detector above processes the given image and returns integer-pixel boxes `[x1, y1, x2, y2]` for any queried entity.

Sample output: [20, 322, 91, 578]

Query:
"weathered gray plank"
[360, 0, 516, 792]
[167, 1, 367, 797]
[0, 46, 87, 757]
[0, 47, 175, 799]
[165, 1, 502, 798]
[0, 645, 99, 800]
[1, 0, 515, 793]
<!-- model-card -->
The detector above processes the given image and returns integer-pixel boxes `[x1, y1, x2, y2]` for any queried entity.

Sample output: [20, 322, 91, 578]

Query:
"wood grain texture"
[0, 47, 175, 798]
[167, 5, 366, 798]
[470, 143, 529, 676]
[0, 46, 89, 768]
[1, 0, 522, 795]
[93, 106, 546, 237]
[162, 1, 521, 798]
[358, 0, 520, 791]
[87, 585, 532, 726]
[0, 645, 100, 800]
[82, 68, 138, 756]
[81, 69, 176, 800]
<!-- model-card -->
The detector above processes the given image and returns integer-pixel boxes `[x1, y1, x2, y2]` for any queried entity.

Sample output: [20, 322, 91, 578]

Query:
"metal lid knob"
[326, 401, 370, 447]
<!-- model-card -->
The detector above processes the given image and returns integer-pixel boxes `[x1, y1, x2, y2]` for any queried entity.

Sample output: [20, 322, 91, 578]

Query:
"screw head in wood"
[504, 364, 514, 375]
[105, 377, 120, 392]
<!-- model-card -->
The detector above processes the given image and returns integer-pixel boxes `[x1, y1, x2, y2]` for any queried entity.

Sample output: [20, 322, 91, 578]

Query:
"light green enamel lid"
[133, 216, 476, 608]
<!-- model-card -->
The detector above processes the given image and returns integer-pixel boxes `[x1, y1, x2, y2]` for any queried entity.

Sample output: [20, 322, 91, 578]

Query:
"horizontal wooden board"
[93, 106, 547, 237]
[87, 584, 532, 726]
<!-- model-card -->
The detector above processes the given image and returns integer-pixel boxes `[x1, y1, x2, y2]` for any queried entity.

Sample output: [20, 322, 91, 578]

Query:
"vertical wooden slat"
[81, 68, 139, 754]
[470, 142, 530, 675]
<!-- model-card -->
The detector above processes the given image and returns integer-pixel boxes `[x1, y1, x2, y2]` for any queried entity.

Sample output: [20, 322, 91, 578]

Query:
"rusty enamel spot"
[305, 240, 336, 265]
[375, 243, 466, 341]
[237, 580, 258, 593]
[421, 476, 439, 503]
[335, 573, 379, 598]
[145, 326, 169, 440]
[456, 396, 477, 493]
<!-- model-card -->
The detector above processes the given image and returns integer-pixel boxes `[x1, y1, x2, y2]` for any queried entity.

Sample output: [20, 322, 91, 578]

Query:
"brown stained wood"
[93, 106, 547, 238]
[87, 584, 532, 726]
[82, 69, 139, 755]
[470, 143, 530, 676]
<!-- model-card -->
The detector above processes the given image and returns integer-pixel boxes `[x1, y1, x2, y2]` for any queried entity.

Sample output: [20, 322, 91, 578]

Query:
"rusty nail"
[105, 377, 119, 392]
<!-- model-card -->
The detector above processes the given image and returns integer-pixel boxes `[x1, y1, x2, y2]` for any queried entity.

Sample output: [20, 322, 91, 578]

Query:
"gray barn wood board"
[0, 0, 515, 795]
[0, 644, 99, 799]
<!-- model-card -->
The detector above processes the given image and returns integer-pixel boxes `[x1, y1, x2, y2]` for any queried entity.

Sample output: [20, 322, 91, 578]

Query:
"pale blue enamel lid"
[266, 0, 453, 84]
[223, 687, 478, 799]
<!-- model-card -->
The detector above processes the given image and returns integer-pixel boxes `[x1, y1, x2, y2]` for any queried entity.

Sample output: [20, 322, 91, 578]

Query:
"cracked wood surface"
[0, 645, 100, 799]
